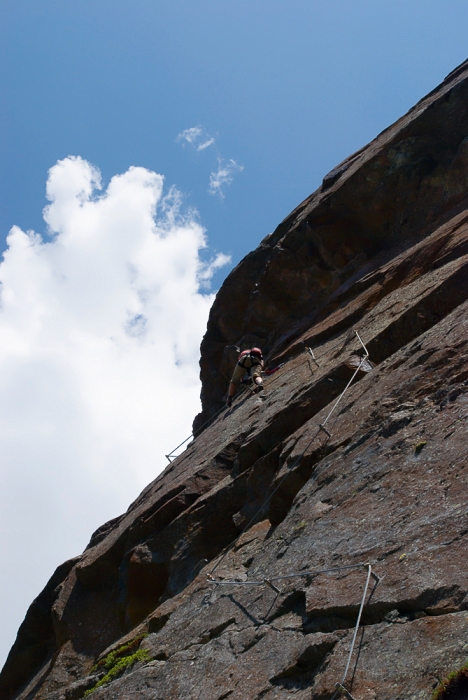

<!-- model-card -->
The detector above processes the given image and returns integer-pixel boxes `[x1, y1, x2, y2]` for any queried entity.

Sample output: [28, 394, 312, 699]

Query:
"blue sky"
[3, 1, 468, 286]
[1, 0, 468, 671]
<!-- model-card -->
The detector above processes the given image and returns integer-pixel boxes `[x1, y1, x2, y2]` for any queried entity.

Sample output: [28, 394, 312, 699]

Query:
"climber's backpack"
[237, 348, 263, 370]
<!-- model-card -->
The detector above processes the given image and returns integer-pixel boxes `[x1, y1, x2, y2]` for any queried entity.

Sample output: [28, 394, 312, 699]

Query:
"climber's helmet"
[250, 347, 263, 360]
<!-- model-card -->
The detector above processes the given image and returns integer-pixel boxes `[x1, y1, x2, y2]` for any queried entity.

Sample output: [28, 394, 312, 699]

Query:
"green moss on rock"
[84, 636, 150, 697]
[432, 660, 468, 700]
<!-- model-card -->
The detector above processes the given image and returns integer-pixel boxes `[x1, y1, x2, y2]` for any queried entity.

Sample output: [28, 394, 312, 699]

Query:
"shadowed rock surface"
[1, 60, 468, 700]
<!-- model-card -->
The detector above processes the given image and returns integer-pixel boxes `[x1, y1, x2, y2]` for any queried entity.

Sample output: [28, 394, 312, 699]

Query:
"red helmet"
[250, 347, 263, 358]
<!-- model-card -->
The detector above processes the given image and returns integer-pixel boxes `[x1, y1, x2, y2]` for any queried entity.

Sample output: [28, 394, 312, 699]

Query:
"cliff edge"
[1, 60, 468, 700]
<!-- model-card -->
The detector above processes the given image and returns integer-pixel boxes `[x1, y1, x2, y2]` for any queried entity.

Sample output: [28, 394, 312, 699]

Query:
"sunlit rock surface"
[2, 59, 468, 700]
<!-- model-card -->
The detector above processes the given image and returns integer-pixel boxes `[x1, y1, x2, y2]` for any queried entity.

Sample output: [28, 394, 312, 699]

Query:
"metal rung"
[306, 346, 320, 367]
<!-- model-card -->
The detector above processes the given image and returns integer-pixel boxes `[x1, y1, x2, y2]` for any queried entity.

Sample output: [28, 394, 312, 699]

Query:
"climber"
[227, 347, 264, 407]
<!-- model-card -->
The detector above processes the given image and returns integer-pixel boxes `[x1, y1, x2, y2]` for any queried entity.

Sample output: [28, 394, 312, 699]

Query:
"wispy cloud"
[209, 159, 244, 199]
[176, 128, 243, 200]
[176, 126, 215, 152]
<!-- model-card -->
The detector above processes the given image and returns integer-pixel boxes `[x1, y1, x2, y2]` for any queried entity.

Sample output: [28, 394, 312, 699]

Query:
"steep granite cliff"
[1, 61, 468, 700]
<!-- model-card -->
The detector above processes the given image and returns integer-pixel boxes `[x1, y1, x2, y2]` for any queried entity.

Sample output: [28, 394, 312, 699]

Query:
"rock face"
[2, 61, 468, 700]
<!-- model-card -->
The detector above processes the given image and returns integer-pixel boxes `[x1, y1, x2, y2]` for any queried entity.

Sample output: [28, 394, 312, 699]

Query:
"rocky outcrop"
[2, 60, 468, 700]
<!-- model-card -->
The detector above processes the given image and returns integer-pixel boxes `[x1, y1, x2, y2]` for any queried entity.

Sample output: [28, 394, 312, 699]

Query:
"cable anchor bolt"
[264, 579, 281, 594]
[319, 424, 332, 438]
[334, 683, 358, 700]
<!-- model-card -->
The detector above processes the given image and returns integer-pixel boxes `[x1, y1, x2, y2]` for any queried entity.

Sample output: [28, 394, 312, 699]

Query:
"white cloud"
[0, 156, 229, 668]
[176, 126, 215, 152]
[209, 159, 244, 199]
